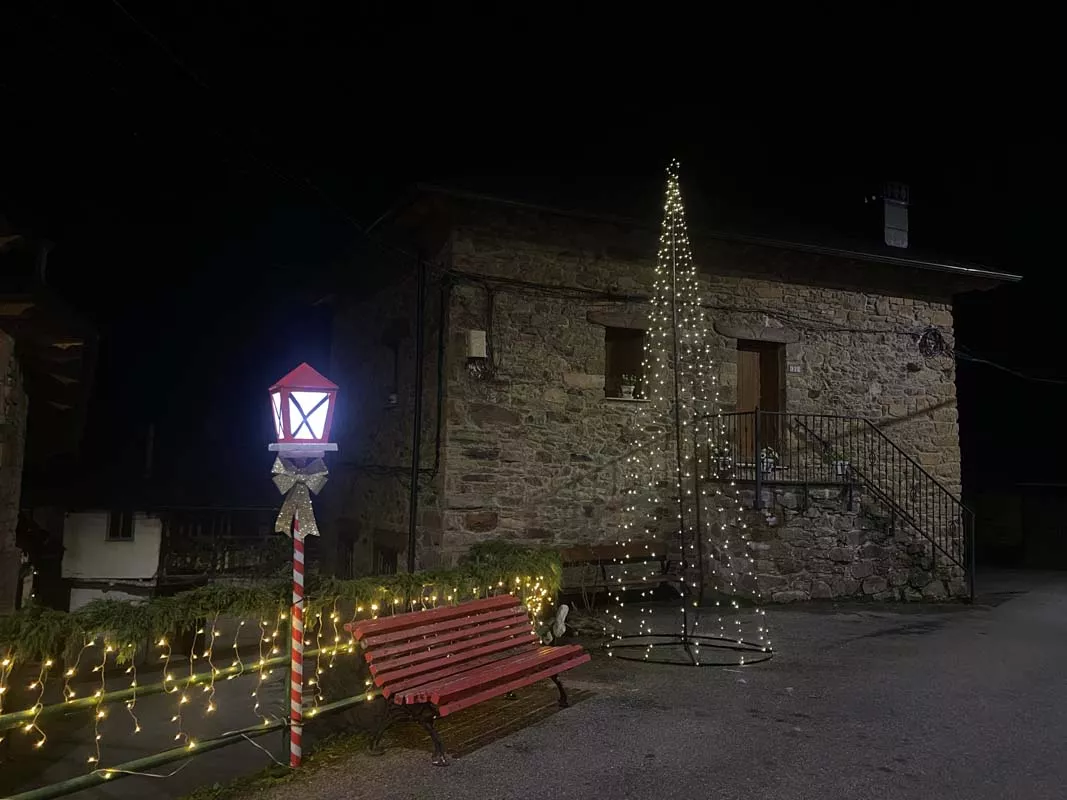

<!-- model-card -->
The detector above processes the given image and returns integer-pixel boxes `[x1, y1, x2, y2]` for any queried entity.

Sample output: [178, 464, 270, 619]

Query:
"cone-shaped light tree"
[604, 159, 772, 666]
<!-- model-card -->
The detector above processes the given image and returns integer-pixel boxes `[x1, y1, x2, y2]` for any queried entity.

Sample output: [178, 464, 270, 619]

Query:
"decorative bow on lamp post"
[271, 457, 329, 538]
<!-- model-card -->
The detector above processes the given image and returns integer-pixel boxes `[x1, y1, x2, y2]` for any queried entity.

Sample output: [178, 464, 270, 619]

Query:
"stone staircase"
[738, 484, 966, 602]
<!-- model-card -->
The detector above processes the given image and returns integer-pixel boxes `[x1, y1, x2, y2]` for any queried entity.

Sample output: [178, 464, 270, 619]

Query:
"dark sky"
[4, 3, 1065, 501]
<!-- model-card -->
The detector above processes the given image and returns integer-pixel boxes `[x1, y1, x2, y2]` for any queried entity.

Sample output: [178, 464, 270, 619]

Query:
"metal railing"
[703, 410, 975, 596]
[159, 508, 287, 580]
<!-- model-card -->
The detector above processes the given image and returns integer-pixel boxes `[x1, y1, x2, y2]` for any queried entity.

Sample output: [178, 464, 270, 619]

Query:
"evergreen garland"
[0, 542, 561, 666]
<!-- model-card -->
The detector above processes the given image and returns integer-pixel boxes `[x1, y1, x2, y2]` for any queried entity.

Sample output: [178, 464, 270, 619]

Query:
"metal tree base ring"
[604, 634, 774, 667]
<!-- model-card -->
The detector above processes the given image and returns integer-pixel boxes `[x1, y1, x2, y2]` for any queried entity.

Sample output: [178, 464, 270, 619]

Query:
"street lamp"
[268, 362, 338, 769]
[269, 362, 338, 450]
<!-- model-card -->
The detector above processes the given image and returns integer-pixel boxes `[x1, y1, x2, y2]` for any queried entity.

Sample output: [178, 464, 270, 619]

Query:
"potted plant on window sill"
[620, 374, 639, 399]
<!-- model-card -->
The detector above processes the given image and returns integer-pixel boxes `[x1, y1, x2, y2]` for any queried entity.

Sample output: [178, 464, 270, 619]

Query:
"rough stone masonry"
[331, 198, 973, 601]
[0, 330, 27, 613]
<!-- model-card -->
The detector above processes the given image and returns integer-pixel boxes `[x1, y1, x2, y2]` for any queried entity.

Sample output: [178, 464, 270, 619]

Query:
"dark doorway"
[605, 327, 646, 398]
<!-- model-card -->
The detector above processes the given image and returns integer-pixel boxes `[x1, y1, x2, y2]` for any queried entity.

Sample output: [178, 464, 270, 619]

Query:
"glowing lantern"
[269, 363, 338, 448]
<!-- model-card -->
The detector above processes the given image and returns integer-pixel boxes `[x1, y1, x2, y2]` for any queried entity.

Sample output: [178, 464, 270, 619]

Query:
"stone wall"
[326, 267, 444, 575]
[0, 331, 28, 613]
[746, 486, 965, 602]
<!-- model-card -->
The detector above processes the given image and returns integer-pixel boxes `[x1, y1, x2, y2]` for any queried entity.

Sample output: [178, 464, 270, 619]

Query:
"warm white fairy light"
[204, 613, 220, 714]
[310, 611, 325, 707]
[229, 619, 246, 681]
[0, 653, 12, 733]
[87, 642, 108, 766]
[328, 603, 342, 671]
[606, 159, 770, 661]
[252, 618, 268, 723]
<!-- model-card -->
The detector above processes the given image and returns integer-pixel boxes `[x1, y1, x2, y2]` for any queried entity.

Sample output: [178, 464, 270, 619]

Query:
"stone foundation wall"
[0, 331, 27, 613]
[746, 486, 966, 602]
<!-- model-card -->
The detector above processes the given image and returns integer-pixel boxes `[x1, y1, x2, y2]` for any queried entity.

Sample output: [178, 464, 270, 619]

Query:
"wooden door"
[736, 341, 785, 461]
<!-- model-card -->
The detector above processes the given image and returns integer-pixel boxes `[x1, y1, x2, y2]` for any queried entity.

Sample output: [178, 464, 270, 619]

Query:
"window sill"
[603, 397, 650, 404]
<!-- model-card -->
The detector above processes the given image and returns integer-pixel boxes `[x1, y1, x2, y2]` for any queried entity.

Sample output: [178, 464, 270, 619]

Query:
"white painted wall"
[61, 511, 163, 581]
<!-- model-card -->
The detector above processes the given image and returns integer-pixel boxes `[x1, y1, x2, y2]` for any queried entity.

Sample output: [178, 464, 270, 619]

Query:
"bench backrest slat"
[351, 595, 519, 641]
[347, 595, 541, 699]
[366, 610, 532, 664]
[560, 541, 665, 564]
[360, 605, 527, 650]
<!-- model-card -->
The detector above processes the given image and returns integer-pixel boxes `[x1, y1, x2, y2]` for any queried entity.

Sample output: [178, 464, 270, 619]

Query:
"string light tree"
[604, 159, 773, 666]
[268, 363, 338, 766]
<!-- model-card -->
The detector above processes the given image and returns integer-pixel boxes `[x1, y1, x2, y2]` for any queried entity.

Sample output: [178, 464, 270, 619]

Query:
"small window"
[107, 512, 134, 541]
[605, 327, 646, 398]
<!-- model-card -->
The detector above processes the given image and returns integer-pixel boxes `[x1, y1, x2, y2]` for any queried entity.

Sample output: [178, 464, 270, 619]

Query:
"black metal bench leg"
[368, 703, 394, 756]
[417, 713, 449, 767]
[550, 674, 569, 708]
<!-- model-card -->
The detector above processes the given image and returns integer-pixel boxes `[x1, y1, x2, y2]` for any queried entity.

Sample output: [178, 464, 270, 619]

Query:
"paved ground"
[251, 570, 1067, 800]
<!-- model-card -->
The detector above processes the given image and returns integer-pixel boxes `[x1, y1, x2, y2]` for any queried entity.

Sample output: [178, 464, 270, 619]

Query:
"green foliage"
[0, 543, 561, 666]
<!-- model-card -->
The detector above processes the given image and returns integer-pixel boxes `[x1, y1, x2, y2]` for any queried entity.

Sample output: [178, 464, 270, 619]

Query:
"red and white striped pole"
[290, 517, 305, 768]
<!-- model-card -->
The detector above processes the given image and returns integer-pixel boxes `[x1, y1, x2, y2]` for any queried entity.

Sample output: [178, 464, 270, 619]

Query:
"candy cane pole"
[290, 517, 305, 768]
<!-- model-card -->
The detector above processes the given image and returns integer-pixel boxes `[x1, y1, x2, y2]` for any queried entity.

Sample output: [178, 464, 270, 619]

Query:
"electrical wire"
[954, 347, 1067, 386]
[447, 269, 1067, 386]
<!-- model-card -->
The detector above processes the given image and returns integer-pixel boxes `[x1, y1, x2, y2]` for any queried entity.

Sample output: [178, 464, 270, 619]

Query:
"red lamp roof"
[270, 362, 338, 392]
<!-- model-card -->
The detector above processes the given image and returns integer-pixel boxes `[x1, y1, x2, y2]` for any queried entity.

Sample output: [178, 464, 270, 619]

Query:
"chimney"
[883, 181, 909, 249]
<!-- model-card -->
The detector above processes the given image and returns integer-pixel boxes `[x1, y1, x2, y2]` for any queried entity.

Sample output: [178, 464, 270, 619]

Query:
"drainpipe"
[35, 241, 54, 284]
[407, 256, 427, 573]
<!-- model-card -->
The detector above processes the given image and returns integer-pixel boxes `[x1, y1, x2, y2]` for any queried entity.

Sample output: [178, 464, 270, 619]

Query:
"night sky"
[5, 4, 1065, 505]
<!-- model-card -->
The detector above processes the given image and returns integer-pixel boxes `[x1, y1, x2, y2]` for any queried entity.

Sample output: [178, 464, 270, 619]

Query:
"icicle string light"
[87, 643, 110, 767]
[24, 658, 52, 748]
[204, 613, 220, 715]
[0, 651, 12, 735]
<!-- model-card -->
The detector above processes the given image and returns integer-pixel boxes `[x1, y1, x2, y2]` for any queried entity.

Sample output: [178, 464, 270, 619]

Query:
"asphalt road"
[259, 570, 1067, 800]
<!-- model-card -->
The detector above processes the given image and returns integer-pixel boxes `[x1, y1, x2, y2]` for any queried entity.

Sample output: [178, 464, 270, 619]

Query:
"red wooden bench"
[345, 595, 589, 765]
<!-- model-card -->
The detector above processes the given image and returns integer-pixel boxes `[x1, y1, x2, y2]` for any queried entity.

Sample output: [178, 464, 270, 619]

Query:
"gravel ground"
[256, 570, 1067, 800]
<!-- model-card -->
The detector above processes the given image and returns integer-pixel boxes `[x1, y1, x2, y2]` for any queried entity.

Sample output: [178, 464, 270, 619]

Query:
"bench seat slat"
[435, 651, 591, 717]
[360, 606, 528, 649]
[397, 644, 585, 705]
[365, 610, 530, 661]
[347, 595, 520, 641]
[378, 643, 538, 698]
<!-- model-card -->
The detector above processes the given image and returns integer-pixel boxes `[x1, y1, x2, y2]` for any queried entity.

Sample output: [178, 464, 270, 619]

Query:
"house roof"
[400, 182, 1022, 285]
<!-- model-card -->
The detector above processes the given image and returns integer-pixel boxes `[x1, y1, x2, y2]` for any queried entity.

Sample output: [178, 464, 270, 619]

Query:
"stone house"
[324, 185, 1019, 601]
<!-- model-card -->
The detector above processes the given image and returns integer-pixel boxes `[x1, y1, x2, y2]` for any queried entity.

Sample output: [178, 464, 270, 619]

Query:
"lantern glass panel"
[289, 391, 330, 440]
[270, 391, 284, 437]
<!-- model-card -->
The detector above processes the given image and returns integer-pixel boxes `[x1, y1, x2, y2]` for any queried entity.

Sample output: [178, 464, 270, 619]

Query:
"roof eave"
[409, 184, 1022, 285]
